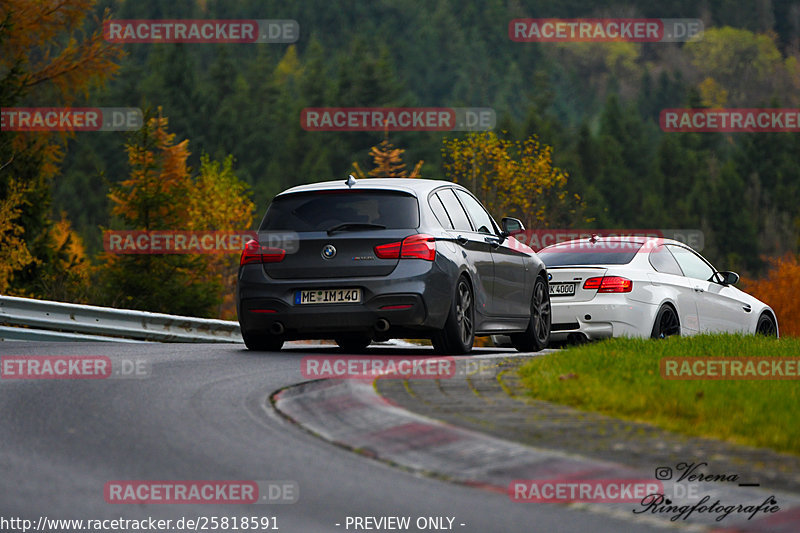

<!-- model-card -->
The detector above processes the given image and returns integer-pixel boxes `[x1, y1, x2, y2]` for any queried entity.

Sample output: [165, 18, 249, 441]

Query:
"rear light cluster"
[374, 234, 436, 261]
[240, 239, 285, 265]
[583, 276, 632, 293]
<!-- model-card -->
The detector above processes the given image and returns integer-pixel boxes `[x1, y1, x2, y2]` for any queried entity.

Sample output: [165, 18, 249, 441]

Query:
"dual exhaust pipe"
[267, 318, 389, 336]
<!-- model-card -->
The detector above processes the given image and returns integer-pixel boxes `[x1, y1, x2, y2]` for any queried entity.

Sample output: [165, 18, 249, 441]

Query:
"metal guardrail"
[0, 295, 242, 343]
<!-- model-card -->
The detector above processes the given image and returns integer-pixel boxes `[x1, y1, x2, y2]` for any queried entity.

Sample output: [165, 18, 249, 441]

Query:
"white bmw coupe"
[536, 236, 778, 342]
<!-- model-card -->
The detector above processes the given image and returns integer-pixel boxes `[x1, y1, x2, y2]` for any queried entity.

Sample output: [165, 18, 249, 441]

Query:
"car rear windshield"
[260, 190, 420, 231]
[538, 241, 644, 266]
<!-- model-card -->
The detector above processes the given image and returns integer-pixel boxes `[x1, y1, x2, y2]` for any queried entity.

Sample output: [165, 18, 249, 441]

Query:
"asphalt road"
[0, 342, 668, 533]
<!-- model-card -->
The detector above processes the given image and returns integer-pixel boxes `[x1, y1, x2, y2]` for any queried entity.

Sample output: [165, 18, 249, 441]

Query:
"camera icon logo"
[655, 467, 673, 480]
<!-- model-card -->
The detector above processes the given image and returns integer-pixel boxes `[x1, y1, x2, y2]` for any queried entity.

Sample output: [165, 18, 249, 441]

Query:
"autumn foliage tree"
[441, 132, 583, 228]
[101, 110, 254, 317]
[0, 181, 35, 293]
[352, 134, 423, 178]
[0, 0, 122, 298]
[188, 154, 256, 319]
[741, 254, 800, 336]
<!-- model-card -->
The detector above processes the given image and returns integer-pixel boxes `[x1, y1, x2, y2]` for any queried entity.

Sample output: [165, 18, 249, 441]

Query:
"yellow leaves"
[106, 110, 255, 319]
[188, 154, 255, 231]
[553, 41, 641, 82]
[0, 181, 36, 293]
[1, 0, 124, 104]
[111, 110, 193, 229]
[442, 132, 573, 227]
[274, 45, 302, 83]
[698, 77, 729, 108]
[1, 0, 125, 212]
[352, 138, 424, 178]
[52, 215, 87, 266]
[684, 27, 792, 106]
[47, 214, 92, 298]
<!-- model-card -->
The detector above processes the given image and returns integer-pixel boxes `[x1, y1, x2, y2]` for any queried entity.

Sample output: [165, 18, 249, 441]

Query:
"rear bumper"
[236, 260, 452, 339]
[549, 296, 658, 341]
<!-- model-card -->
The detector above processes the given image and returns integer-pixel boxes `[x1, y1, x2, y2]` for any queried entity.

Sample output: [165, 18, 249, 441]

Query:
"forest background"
[1, 0, 798, 332]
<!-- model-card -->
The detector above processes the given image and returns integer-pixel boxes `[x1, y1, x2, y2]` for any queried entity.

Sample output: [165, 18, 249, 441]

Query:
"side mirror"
[718, 271, 739, 286]
[501, 217, 525, 237]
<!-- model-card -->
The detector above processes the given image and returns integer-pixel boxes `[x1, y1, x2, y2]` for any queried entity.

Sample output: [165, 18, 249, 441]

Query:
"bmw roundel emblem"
[548, 272, 552, 281]
[322, 244, 337, 259]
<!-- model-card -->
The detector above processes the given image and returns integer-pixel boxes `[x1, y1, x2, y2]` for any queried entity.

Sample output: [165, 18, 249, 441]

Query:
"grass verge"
[517, 334, 800, 455]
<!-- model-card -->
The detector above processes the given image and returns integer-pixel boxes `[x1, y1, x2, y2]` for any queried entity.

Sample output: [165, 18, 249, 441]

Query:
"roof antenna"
[346, 174, 357, 188]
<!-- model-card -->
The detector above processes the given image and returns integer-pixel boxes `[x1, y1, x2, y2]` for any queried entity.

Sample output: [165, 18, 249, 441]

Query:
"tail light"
[240, 239, 285, 265]
[374, 234, 436, 261]
[374, 241, 402, 259]
[583, 276, 632, 293]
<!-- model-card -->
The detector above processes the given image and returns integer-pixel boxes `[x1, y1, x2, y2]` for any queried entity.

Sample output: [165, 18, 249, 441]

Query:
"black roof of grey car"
[277, 178, 468, 197]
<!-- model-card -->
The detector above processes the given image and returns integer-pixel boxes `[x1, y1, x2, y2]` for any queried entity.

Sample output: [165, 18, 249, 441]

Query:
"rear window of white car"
[539, 241, 644, 266]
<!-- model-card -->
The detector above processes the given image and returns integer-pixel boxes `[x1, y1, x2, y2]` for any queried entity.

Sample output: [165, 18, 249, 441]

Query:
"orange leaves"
[104, 109, 255, 318]
[741, 254, 800, 336]
[1, 0, 124, 103]
[111, 111, 192, 229]
[441, 132, 576, 227]
[352, 138, 424, 178]
[110, 110, 254, 235]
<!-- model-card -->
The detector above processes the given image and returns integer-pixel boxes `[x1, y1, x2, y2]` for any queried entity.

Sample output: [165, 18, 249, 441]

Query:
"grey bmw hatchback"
[236, 177, 551, 354]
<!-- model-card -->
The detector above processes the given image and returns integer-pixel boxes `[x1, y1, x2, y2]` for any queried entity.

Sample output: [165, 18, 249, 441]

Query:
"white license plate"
[295, 288, 362, 304]
[549, 282, 576, 296]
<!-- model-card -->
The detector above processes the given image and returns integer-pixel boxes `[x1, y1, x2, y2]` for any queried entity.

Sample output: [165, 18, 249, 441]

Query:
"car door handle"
[694, 287, 704, 293]
[743, 305, 751, 312]
[456, 235, 468, 245]
[484, 236, 501, 248]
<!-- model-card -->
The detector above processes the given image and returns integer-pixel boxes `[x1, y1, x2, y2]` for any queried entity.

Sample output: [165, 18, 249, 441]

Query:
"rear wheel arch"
[659, 300, 678, 315]
[431, 274, 475, 354]
[651, 301, 681, 339]
[510, 274, 551, 352]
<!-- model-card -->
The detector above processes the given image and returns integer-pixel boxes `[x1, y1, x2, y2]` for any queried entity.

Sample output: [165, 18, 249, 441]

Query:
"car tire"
[510, 275, 551, 352]
[756, 313, 778, 336]
[335, 335, 373, 352]
[650, 304, 680, 339]
[242, 331, 284, 351]
[432, 277, 475, 355]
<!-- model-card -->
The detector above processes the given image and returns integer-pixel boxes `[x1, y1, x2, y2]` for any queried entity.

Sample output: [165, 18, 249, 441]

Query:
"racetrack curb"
[271, 355, 800, 532]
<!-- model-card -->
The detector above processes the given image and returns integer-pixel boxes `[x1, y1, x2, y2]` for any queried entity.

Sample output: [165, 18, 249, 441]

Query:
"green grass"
[517, 335, 800, 455]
